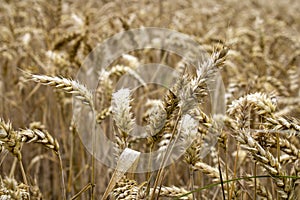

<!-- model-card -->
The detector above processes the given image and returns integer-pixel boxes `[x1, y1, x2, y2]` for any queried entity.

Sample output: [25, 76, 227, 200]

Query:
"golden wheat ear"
[25, 73, 93, 107]
[19, 122, 59, 154]
[0, 118, 22, 160]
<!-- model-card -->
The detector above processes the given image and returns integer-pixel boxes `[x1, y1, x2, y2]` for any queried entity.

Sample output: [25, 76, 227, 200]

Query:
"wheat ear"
[19, 122, 59, 154]
[28, 74, 93, 106]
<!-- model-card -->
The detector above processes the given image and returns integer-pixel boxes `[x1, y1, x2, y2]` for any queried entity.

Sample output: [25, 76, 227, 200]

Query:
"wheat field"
[0, 0, 300, 199]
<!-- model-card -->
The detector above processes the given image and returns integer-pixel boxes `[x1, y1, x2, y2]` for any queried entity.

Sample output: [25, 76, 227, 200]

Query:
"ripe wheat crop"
[0, 0, 300, 199]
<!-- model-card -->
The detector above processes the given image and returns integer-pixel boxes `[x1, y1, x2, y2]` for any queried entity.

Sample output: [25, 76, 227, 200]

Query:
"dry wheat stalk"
[227, 93, 299, 198]
[176, 49, 227, 114]
[290, 159, 300, 199]
[97, 68, 113, 108]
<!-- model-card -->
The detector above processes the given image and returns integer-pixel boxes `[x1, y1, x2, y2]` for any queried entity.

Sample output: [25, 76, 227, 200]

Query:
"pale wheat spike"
[150, 186, 192, 199]
[29, 74, 93, 106]
[112, 88, 135, 135]
[111, 88, 136, 155]
[175, 49, 228, 113]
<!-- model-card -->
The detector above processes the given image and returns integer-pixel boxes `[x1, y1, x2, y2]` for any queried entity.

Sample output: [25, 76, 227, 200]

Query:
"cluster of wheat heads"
[1, 0, 300, 199]
[0, 119, 59, 199]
